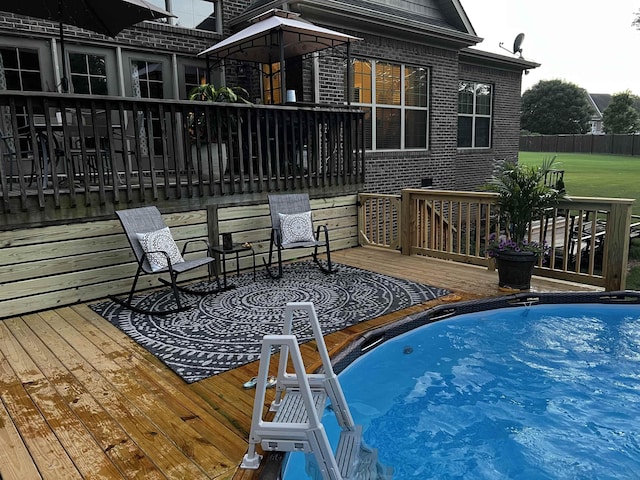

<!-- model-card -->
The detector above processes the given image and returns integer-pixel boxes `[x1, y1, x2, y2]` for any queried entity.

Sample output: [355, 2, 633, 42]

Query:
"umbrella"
[0, 0, 174, 91]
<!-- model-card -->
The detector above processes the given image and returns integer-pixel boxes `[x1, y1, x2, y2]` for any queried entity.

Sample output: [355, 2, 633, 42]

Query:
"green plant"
[187, 83, 250, 141]
[188, 84, 250, 104]
[485, 156, 565, 254]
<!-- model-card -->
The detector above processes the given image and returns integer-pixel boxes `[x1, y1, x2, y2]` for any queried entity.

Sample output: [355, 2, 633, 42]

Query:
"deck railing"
[359, 189, 635, 290]
[0, 91, 365, 217]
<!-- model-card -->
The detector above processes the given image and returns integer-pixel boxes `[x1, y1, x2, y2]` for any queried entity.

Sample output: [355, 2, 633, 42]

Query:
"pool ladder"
[241, 302, 391, 480]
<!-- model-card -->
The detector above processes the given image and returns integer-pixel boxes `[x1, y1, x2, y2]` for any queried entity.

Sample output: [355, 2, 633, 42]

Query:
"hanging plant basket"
[495, 251, 538, 290]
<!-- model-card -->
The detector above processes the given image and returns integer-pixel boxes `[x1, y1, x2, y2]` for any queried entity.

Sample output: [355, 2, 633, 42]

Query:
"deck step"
[306, 424, 393, 480]
[273, 389, 328, 424]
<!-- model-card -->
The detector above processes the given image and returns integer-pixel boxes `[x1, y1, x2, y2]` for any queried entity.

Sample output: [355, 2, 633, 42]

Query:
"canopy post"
[346, 41, 352, 106]
[58, 0, 68, 92]
[279, 29, 286, 104]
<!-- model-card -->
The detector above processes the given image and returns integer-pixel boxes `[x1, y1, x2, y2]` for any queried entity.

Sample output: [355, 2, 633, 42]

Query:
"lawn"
[519, 151, 640, 290]
[519, 152, 640, 215]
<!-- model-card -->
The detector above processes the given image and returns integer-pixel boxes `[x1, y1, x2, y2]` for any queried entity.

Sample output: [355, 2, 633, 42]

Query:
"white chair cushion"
[279, 211, 315, 245]
[136, 226, 184, 272]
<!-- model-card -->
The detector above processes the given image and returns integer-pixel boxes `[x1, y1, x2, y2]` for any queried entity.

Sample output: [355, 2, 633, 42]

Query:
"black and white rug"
[91, 262, 449, 383]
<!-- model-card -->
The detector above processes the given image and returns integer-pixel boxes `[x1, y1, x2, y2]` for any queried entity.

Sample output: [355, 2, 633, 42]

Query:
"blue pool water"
[284, 304, 640, 479]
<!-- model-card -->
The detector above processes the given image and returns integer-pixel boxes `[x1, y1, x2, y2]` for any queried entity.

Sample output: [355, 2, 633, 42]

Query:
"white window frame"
[351, 58, 430, 151]
[457, 81, 493, 149]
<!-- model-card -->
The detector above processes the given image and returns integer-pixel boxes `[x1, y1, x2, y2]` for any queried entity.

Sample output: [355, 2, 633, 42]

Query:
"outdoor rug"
[90, 262, 449, 383]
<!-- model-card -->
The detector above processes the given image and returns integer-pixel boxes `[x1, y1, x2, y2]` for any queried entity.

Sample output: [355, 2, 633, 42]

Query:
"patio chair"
[264, 193, 333, 279]
[110, 206, 220, 315]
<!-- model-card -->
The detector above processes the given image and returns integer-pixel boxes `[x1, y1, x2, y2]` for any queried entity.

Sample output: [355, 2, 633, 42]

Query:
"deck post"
[400, 189, 413, 255]
[603, 200, 633, 291]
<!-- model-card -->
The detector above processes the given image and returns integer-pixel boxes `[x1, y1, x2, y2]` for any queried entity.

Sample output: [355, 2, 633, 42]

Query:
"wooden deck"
[0, 247, 601, 480]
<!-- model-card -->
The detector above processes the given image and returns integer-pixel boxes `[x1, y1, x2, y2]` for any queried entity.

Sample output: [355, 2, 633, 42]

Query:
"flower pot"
[495, 251, 538, 290]
[191, 143, 227, 182]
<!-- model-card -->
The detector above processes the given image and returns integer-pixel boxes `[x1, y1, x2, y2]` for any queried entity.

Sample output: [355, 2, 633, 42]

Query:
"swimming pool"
[283, 294, 640, 479]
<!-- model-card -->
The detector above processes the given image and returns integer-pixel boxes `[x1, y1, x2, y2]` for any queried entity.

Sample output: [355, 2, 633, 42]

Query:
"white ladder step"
[273, 389, 328, 424]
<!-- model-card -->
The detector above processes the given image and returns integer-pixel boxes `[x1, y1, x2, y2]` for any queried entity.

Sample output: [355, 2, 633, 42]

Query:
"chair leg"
[263, 230, 282, 279]
[109, 263, 191, 316]
[312, 225, 333, 274]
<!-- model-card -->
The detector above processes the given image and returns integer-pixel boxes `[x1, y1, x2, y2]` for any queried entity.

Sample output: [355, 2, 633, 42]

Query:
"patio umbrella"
[0, 0, 174, 91]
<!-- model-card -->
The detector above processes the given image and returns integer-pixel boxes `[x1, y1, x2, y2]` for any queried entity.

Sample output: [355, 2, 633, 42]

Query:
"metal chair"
[110, 206, 220, 315]
[264, 193, 333, 279]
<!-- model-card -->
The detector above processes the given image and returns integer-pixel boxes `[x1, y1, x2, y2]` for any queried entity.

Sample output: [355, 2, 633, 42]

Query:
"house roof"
[234, 0, 481, 49]
[588, 93, 612, 116]
[460, 48, 540, 72]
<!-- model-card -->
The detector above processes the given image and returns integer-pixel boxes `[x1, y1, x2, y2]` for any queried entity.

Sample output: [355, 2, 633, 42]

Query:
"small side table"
[211, 243, 256, 289]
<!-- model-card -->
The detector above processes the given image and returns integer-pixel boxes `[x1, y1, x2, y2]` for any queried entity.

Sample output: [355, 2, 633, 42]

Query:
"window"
[458, 81, 492, 148]
[349, 59, 429, 150]
[262, 62, 282, 105]
[184, 65, 208, 98]
[148, 0, 221, 31]
[131, 60, 164, 155]
[0, 47, 42, 91]
[132, 60, 164, 99]
[69, 53, 107, 95]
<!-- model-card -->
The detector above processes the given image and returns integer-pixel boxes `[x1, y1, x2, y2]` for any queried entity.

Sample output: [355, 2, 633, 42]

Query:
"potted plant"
[187, 83, 251, 180]
[484, 156, 565, 290]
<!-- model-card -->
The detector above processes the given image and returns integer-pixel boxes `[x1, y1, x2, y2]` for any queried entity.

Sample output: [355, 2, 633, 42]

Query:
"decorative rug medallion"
[91, 262, 449, 383]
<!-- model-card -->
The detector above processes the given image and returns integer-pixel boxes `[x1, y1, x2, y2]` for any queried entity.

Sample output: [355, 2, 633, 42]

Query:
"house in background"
[587, 93, 612, 134]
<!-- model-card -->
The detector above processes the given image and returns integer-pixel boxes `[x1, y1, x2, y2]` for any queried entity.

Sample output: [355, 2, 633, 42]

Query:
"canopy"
[198, 9, 360, 63]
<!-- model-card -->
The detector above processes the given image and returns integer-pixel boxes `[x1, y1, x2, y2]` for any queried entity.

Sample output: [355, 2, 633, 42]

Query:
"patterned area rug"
[91, 262, 449, 383]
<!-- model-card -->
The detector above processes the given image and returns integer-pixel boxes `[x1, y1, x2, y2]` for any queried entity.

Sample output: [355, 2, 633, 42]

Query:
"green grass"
[519, 152, 640, 215]
[519, 152, 640, 289]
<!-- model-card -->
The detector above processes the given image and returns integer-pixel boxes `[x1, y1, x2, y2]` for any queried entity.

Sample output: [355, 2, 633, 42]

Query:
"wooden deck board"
[0, 247, 601, 480]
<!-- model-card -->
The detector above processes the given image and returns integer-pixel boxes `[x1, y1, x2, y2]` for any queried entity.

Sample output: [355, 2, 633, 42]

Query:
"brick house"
[0, 0, 537, 198]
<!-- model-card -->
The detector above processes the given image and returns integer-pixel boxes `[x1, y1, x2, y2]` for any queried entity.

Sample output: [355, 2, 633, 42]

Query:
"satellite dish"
[499, 33, 525, 57]
[513, 33, 525, 57]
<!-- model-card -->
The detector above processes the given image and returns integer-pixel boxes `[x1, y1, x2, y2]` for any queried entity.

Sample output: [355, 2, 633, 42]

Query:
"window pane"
[262, 62, 281, 104]
[0, 48, 18, 69]
[169, 0, 217, 30]
[475, 84, 492, 115]
[88, 56, 106, 76]
[376, 62, 400, 105]
[457, 116, 472, 147]
[405, 66, 428, 107]
[458, 82, 474, 114]
[91, 77, 108, 95]
[72, 76, 89, 94]
[351, 59, 372, 103]
[405, 110, 427, 148]
[70, 54, 88, 74]
[475, 117, 490, 147]
[22, 72, 42, 91]
[20, 50, 40, 71]
[4, 70, 20, 89]
[376, 108, 400, 149]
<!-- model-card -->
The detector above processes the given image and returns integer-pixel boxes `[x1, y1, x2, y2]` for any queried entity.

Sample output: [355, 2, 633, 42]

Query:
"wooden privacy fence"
[358, 189, 635, 290]
[520, 134, 640, 156]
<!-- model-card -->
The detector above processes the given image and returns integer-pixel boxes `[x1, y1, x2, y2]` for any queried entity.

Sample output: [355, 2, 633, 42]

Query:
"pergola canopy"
[198, 9, 360, 63]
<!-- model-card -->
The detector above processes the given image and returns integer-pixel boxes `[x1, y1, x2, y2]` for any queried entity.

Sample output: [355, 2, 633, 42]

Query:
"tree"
[521, 80, 593, 134]
[602, 91, 640, 133]
[633, 9, 640, 29]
